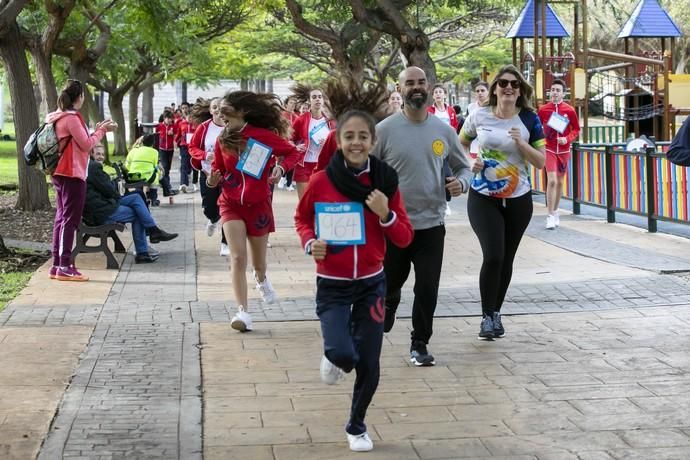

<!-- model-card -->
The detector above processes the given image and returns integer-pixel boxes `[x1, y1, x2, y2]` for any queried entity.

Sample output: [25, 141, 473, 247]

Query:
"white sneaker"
[179, 184, 187, 193]
[287, 184, 295, 192]
[266, 240, 272, 248]
[347, 432, 373, 452]
[190, 184, 198, 192]
[219, 243, 230, 256]
[231, 308, 253, 332]
[554, 213, 560, 227]
[545, 214, 556, 230]
[277, 177, 287, 189]
[206, 220, 217, 237]
[445, 203, 452, 216]
[255, 272, 276, 304]
[320, 355, 344, 385]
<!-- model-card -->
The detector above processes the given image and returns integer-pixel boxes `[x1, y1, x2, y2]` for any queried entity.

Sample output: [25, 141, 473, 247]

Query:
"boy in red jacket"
[537, 79, 580, 229]
[295, 110, 413, 453]
[156, 111, 178, 198]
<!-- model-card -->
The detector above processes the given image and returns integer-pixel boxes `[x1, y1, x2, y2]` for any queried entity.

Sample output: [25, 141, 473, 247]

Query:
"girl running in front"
[206, 91, 300, 332]
[294, 110, 413, 452]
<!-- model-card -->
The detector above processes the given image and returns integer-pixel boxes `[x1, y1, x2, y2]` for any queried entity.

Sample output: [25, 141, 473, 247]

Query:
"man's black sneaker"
[383, 307, 396, 333]
[149, 227, 178, 244]
[135, 252, 159, 264]
[492, 312, 505, 338]
[410, 340, 435, 366]
[478, 315, 495, 340]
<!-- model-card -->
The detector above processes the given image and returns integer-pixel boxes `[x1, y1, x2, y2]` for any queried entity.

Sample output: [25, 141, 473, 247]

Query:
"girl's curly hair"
[218, 91, 289, 153]
[323, 77, 390, 122]
[189, 97, 216, 126]
[289, 83, 314, 105]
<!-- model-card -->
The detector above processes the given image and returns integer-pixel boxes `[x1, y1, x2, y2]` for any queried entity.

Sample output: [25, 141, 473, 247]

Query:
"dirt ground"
[0, 192, 53, 270]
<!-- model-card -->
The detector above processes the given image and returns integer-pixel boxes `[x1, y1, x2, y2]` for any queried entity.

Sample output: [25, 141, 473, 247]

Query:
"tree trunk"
[180, 81, 187, 103]
[0, 233, 7, 255]
[0, 21, 50, 211]
[129, 86, 141, 146]
[400, 30, 437, 86]
[142, 82, 154, 123]
[29, 45, 58, 116]
[108, 90, 127, 156]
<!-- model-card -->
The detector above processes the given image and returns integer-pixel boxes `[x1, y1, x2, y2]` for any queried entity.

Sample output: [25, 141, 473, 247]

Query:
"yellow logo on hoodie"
[432, 139, 445, 156]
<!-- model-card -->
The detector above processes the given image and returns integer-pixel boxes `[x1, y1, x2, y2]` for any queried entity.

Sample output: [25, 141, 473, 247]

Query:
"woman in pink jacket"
[48, 79, 117, 282]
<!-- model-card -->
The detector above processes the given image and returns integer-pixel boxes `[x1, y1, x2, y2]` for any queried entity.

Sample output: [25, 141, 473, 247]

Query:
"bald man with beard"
[371, 66, 473, 366]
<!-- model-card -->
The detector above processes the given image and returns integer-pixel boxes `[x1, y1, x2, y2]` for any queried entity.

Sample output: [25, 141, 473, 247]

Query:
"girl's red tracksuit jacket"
[294, 167, 414, 280]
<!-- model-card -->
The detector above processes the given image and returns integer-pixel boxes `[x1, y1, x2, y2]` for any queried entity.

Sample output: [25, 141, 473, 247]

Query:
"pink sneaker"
[49, 266, 58, 279]
[55, 266, 89, 282]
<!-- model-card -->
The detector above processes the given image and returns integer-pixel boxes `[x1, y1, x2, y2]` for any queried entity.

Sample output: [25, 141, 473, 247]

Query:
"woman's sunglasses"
[497, 79, 520, 89]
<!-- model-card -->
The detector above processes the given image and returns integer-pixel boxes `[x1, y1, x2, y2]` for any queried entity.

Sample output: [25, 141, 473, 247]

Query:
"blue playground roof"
[506, 0, 570, 39]
[618, 0, 682, 38]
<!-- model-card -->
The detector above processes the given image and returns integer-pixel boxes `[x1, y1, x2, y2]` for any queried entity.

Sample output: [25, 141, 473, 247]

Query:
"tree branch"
[0, 0, 30, 35]
[285, 0, 339, 47]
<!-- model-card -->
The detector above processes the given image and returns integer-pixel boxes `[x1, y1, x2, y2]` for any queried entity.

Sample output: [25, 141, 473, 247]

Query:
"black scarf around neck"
[325, 150, 398, 211]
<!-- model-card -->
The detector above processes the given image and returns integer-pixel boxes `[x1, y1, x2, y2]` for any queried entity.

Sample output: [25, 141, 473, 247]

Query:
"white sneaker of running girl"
[545, 214, 556, 230]
[347, 432, 374, 452]
[320, 355, 344, 385]
[219, 243, 230, 256]
[277, 177, 287, 189]
[230, 309, 253, 332]
[255, 274, 276, 304]
[206, 220, 217, 237]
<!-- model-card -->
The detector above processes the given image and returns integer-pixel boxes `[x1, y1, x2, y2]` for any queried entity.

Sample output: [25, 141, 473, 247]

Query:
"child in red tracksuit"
[206, 91, 300, 332]
[156, 111, 178, 197]
[294, 110, 413, 453]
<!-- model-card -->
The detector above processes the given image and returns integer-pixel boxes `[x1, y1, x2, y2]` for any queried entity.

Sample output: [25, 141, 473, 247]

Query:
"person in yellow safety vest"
[125, 133, 160, 205]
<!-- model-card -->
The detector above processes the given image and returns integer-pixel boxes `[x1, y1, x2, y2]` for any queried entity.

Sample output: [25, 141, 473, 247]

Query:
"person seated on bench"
[84, 144, 178, 264]
[125, 133, 162, 206]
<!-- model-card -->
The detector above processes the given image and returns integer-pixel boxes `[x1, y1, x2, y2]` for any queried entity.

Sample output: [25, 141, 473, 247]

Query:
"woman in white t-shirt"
[460, 66, 545, 341]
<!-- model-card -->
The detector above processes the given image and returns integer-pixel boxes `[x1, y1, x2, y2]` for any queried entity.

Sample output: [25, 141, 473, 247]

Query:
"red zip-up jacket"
[175, 117, 193, 147]
[315, 129, 338, 172]
[291, 112, 336, 164]
[537, 101, 580, 155]
[212, 124, 300, 206]
[156, 121, 177, 151]
[295, 164, 414, 280]
[189, 119, 224, 171]
[428, 104, 459, 131]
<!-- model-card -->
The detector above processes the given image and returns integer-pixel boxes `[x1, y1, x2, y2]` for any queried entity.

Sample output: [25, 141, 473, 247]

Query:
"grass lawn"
[0, 121, 17, 186]
[0, 271, 32, 312]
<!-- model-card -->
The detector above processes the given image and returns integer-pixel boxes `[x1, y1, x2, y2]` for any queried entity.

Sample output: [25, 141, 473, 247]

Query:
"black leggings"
[467, 189, 533, 317]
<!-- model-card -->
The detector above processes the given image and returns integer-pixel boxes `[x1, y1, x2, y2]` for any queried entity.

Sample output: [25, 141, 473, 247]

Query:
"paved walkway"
[2, 186, 690, 459]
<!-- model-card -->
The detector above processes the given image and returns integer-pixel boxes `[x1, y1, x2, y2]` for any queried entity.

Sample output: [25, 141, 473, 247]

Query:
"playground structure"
[503, 0, 690, 233]
[507, 0, 685, 143]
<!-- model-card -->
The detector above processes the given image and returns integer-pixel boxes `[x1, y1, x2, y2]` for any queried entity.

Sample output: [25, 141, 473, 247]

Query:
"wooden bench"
[73, 222, 127, 269]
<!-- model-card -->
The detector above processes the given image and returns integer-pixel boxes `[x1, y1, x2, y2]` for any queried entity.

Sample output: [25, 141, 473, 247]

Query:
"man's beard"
[404, 90, 428, 110]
